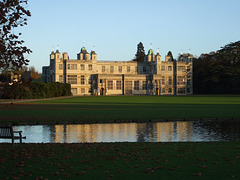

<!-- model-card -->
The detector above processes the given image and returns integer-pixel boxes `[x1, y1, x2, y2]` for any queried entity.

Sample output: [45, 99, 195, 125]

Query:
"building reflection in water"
[4, 120, 239, 143]
[53, 121, 193, 143]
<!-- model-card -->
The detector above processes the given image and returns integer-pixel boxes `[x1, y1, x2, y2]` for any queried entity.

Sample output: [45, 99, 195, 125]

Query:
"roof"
[148, 49, 154, 55]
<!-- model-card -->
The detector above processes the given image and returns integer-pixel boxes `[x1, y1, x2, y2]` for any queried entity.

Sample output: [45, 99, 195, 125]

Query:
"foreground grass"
[0, 142, 240, 180]
[1, 95, 240, 125]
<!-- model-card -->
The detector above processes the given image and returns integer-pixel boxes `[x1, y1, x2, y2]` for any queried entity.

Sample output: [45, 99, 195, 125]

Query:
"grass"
[0, 142, 240, 180]
[1, 95, 240, 125]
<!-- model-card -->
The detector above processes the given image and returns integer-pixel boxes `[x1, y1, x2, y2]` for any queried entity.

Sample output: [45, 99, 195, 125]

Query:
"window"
[67, 75, 77, 84]
[118, 66, 122, 73]
[81, 88, 85, 93]
[88, 76, 92, 84]
[81, 64, 85, 70]
[178, 66, 185, 71]
[81, 75, 85, 84]
[71, 64, 77, 70]
[71, 88, 77, 94]
[127, 66, 130, 72]
[102, 66, 105, 72]
[88, 64, 92, 71]
[168, 77, 172, 85]
[187, 79, 191, 85]
[142, 81, 147, 90]
[110, 66, 114, 73]
[134, 81, 139, 90]
[116, 81, 122, 90]
[161, 66, 165, 71]
[187, 66, 191, 72]
[168, 66, 172, 71]
[178, 88, 186, 94]
[168, 88, 172, 93]
[59, 75, 63, 83]
[108, 81, 113, 90]
[59, 64, 63, 70]
[67, 64, 77, 70]
[143, 66, 146, 73]
[177, 76, 185, 85]
[161, 76, 165, 85]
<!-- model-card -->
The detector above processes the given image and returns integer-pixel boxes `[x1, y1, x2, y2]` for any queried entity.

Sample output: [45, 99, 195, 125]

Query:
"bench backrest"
[0, 127, 13, 137]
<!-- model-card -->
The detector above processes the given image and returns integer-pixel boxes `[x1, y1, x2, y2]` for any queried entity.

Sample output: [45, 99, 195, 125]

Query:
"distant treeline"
[1, 82, 72, 99]
[193, 41, 240, 94]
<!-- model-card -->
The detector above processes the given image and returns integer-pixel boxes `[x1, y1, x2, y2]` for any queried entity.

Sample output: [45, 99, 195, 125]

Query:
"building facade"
[42, 44, 193, 96]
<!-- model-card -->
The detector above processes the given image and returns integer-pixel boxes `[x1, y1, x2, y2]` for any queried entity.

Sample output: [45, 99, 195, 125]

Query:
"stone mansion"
[42, 44, 193, 96]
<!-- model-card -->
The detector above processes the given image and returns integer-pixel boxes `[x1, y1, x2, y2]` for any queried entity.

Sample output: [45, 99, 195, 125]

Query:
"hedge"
[1, 82, 72, 99]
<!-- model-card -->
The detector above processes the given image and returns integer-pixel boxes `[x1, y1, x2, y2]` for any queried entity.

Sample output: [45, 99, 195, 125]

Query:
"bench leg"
[12, 137, 14, 144]
[20, 134, 22, 143]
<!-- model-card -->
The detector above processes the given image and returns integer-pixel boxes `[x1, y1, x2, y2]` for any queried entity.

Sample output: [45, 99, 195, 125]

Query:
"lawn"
[0, 142, 239, 180]
[1, 95, 240, 125]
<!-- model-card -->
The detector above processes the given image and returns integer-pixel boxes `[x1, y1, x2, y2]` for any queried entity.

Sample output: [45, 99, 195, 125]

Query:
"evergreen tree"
[134, 42, 145, 62]
[167, 51, 174, 61]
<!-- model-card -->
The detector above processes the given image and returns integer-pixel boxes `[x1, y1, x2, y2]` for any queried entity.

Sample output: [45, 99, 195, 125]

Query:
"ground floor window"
[162, 88, 165, 93]
[108, 80, 113, 90]
[168, 88, 172, 93]
[134, 81, 139, 90]
[178, 88, 186, 94]
[116, 81, 122, 90]
[142, 81, 147, 90]
[71, 88, 77, 94]
[81, 88, 85, 93]
[59, 75, 64, 83]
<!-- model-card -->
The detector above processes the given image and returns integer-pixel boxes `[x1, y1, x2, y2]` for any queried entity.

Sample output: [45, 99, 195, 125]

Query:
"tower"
[146, 43, 155, 62]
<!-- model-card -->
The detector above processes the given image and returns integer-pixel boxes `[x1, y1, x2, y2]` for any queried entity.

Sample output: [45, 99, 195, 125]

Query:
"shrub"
[1, 82, 72, 99]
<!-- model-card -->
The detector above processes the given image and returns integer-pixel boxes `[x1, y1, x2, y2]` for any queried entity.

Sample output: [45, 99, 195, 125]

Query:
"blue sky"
[19, 0, 240, 72]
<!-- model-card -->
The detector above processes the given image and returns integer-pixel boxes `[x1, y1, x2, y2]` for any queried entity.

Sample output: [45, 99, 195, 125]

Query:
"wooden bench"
[0, 126, 26, 143]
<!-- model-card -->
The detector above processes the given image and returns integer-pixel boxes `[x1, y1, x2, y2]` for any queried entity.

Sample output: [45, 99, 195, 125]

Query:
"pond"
[1, 120, 240, 143]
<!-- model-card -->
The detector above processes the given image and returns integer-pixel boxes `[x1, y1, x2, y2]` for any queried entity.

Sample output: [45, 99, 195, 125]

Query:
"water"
[1, 120, 240, 143]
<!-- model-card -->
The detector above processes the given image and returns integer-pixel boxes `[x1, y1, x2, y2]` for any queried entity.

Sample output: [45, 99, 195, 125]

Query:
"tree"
[133, 42, 145, 62]
[193, 41, 240, 94]
[0, 0, 31, 71]
[167, 51, 174, 61]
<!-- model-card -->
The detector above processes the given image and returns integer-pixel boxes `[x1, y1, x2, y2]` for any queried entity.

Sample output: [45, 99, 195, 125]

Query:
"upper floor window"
[81, 64, 85, 70]
[168, 76, 172, 85]
[59, 64, 63, 70]
[68, 64, 77, 70]
[102, 66, 105, 72]
[118, 66, 122, 73]
[110, 66, 114, 73]
[168, 66, 172, 71]
[81, 75, 85, 84]
[88, 64, 92, 71]
[67, 75, 77, 84]
[127, 66, 131, 72]
[161, 66, 165, 71]
[178, 66, 185, 71]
